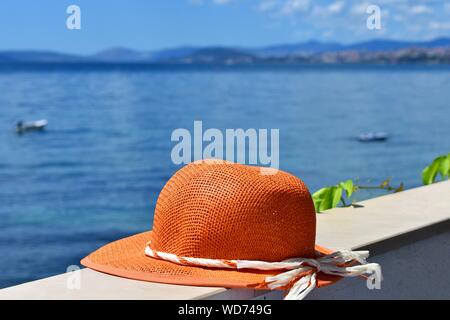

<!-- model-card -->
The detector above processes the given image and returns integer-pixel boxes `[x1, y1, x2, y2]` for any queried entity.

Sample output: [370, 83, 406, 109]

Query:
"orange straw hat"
[82, 160, 382, 300]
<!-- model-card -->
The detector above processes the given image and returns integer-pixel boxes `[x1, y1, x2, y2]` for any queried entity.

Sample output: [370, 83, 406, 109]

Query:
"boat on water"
[357, 131, 389, 142]
[16, 119, 48, 134]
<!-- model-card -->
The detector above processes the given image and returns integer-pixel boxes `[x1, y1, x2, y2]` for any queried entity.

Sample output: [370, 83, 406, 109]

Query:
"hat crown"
[150, 161, 316, 261]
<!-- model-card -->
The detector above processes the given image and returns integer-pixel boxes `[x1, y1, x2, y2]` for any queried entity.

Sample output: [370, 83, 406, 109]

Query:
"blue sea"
[1, 64, 449, 288]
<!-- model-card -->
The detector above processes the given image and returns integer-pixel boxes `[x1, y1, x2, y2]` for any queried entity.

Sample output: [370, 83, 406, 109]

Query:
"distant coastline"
[2, 37, 450, 65]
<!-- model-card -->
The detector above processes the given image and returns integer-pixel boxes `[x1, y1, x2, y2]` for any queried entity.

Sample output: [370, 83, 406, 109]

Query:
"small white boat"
[16, 119, 48, 133]
[358, 132, 388, 142]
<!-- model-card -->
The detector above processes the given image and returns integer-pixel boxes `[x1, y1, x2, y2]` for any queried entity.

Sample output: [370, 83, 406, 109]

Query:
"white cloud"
[279, 0, 311, 16]
[328, 1, 345, 14]
[429, 22, 450, 30]
[409, 5, 432, 15]
[189, 0, 450, 42]
[312, 1, 345, 16]
[351, 2, 370, 15]
[393, 14, 405, 22]
[258, 0, 279, 12]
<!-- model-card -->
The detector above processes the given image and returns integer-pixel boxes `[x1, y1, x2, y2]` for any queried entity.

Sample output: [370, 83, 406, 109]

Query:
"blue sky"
[1, 0, 450, 54]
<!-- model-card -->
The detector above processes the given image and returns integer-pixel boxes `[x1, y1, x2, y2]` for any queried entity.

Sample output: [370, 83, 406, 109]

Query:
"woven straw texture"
[82, 160, 339, 289]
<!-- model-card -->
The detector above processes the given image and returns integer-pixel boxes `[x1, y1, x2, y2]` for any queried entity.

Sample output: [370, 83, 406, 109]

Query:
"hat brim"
[81, 231, 342, 291]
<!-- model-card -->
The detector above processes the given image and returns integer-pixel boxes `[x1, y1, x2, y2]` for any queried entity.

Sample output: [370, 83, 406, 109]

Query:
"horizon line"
[1, 36, 450, 56]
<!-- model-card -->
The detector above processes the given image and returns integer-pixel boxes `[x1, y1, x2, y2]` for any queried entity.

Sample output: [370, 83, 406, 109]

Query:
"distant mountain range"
[2, 37, 450, 65]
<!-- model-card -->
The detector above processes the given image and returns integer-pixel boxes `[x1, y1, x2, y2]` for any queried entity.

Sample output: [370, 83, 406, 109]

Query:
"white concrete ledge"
[1, 180, 449, 300]
[316, 180, 450, 251]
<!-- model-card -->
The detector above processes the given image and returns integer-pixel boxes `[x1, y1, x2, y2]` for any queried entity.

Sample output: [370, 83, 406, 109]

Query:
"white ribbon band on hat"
[144, 243, 382, 300]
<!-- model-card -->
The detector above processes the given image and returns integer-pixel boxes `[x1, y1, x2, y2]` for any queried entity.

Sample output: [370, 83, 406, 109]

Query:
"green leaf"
[312, 187, 329, 200]
[312, 187, 329, 213]
[331, 187, 343, 208]
[394, 183, 404, 193]
[439, 157, 450, 178]
[312, 186, 344, 213]
[447, 154, 450, 175]
[422, 157, 442, 185]
[312, 187, 334, 213]
[380, 178, 391, 189]
[339, 179, 354, 198]
[312, 199, 322, 213]
[319, 188, 334, 212]
[422, 165, 435, 185]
